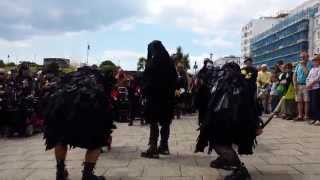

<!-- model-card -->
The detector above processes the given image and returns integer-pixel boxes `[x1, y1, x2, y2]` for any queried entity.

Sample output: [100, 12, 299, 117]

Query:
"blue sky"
[0, 0, 305, 70]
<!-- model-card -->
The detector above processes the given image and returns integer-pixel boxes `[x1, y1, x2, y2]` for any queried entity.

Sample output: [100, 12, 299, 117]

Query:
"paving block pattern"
[0, 116, 320, 179]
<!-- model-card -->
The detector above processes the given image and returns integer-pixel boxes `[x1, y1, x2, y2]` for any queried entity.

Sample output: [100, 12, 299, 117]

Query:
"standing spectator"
[293, 51, 313, 121]
[280, 63, 296, 120]
[175, 63, 188, 119]
[306, 55, 320, 125]
[270, 73, 280, 112]
[274, 60, 284, 76]
[257, 64, 272, 114]
[128, 78, 141, 126]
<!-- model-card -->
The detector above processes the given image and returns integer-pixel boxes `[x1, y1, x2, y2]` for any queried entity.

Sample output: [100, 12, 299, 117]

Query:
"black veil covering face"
[195, 62, 261, 155]
[43, 66, 114, 150]
[194, 59, 215, 125]
[143, 40, 177, 123]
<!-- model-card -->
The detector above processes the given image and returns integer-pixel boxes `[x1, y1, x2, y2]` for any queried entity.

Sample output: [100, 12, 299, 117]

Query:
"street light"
[193, 61, 198, 74]
[210, 53, 213, 61]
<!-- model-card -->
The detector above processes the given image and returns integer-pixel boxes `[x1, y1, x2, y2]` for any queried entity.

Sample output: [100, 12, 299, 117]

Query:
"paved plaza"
[0, 115, 320, 180]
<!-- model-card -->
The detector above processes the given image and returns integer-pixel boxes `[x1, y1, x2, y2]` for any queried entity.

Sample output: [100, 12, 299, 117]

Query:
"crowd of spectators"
[256, 51, 320, 125]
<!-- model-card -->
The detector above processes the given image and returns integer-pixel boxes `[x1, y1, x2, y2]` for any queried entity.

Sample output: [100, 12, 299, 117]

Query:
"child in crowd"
[270, 73, 280, 112]
[306, 55, 320, 125]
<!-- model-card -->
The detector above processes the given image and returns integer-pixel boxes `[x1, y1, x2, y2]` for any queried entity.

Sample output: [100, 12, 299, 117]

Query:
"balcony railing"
[254, 51, 300, 64]
[251, 25, 309, 51]
[253, 39, 308, 58]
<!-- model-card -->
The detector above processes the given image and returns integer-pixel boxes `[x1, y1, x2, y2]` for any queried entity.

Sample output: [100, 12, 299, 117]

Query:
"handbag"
[284, 83, 295, 100]
[276, 84, 285, 96]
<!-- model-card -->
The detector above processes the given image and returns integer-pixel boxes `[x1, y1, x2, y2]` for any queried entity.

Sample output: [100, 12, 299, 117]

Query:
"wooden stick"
[261, 96, 285, 128]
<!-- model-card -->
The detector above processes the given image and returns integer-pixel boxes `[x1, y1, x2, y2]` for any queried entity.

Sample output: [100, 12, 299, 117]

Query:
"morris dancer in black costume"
[141, 40, 177, 158]
[0, 68, 8, 136]
[195, 59, 214, 126]
[195, 60, 263, 180]
[43, 66, 114, 180]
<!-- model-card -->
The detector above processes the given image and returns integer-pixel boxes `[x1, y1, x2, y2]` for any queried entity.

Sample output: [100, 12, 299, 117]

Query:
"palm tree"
[137, 57, 147, 71]
[172, 46, 190, 70]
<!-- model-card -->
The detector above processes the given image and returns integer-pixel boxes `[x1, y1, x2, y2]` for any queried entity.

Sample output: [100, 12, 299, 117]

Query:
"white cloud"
[193, 37, 234, 49]
[106, 18, 140, 32]
[144, 0, 306, 50]
[0, 39, 31, 48]
[0, 0, 146, 40]
[0, 0, 309, 70]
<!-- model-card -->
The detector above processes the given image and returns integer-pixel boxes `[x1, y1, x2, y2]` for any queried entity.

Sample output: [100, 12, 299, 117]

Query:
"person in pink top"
[306, 55, 320, 125]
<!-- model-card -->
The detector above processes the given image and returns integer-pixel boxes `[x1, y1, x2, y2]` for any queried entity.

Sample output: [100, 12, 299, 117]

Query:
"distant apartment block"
[241, 16, 285, 57]
[43, 58, 70, 68]
[250, 0, 320, 66]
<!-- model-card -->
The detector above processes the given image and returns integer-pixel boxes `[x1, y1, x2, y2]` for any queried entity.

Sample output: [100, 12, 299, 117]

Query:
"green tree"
[99, 60, 117, 75]
[62, 66, 77, 74]
[137, 57, 147, 71]
[0, 60, 5, 68]
[44, 62, 60, 74]
[6, 62, 16, 67]
[172, 46, 190, 70]
[100, 60, 116, 68]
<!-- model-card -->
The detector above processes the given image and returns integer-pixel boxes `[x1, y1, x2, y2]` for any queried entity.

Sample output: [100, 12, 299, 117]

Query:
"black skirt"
[43, 90, 113, 150]
[144, 97, 174, 125]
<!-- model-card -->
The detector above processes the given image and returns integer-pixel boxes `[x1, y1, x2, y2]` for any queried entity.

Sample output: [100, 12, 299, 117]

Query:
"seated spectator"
[306, 55, 320, 125]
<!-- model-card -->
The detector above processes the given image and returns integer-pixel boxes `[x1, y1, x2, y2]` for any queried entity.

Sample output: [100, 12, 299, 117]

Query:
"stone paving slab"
[0, 116, 320, 179]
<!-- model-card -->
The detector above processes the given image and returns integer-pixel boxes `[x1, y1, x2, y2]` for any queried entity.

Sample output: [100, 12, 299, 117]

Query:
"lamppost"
[87, 44, 90, 65]
[193, 61, 198, 74]
[210, 53, 213, 61]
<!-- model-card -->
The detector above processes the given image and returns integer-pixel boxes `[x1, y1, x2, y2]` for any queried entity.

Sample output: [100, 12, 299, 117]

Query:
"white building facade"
[250, 0, 320, 66]
[310, 3, 320, 56]
[241, 17, 284, 57]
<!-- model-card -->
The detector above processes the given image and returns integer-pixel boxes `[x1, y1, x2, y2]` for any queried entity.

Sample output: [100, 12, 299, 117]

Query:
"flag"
[87, 44, 90, 50]
[7, 54, 10, 58]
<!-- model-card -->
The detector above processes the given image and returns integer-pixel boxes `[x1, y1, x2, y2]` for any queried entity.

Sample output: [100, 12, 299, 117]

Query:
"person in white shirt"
[306, 55, 320, 124]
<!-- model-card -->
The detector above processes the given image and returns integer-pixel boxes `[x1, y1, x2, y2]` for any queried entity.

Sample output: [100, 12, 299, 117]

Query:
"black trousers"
[198, 107, 207, 126]
[214, 144, 241, 167]
[148, 121, 171, 147]
[309, 89, 320, 120]
[129, 99, 138, 123]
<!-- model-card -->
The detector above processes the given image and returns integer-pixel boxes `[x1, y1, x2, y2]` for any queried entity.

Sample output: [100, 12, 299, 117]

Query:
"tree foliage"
[44, 62, 60, 74]
[137, 57, 147, 71]
[6, 62, 16, 67]
[172, 46, 190, 70]
[99, 60, 117, 76]
[0, 60, 5, 68]
[100, 60, 116, 68]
